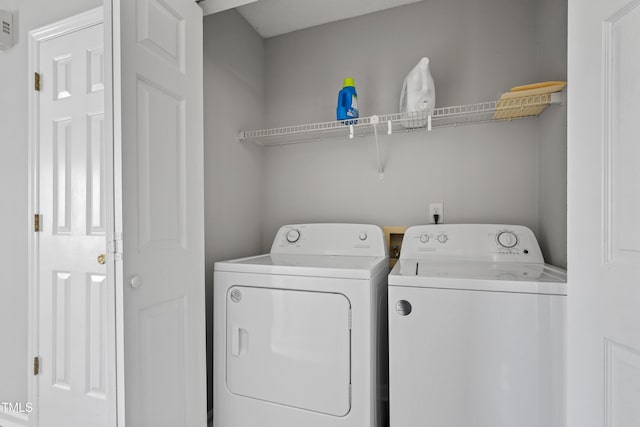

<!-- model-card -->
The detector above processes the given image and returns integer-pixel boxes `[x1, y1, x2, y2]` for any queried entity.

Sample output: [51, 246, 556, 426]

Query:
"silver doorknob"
[97, 254, 106, 265]
[130, 275, 143, 289]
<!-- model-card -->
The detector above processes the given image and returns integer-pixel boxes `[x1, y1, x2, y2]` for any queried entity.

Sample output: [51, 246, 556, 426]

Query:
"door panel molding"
[52, 271, 72, 390]
[135, 76, 187, 251]
[52, 119, 72, 235]
[136, 0, 186, 72]
[87, 113, 106, 236]
[86, 272, 108, 399]
[602, 0, 640, 264]
[604, 340, 640, 427]
[138, 297, 188, 426]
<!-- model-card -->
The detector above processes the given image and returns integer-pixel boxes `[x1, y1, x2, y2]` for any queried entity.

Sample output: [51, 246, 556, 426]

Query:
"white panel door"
[568, 1, 640, 426]
[108, 0, 206, 426]
[37, 22, 111, 427]
[226, 286, 352, 416]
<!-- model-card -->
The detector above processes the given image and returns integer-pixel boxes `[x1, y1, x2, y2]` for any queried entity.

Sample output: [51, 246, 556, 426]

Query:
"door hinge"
[34, 72, 41, 91]
[33, 356, 39, 376]
[107, 232, 123, 261]
[34, 214, 41, 232]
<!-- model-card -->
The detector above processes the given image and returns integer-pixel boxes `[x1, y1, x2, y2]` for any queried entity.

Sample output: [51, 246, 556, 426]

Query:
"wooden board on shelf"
[494, 83, 566, 120]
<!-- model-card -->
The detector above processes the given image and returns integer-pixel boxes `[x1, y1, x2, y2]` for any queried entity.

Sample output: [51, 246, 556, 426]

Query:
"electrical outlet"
[429, 203, 444, 224]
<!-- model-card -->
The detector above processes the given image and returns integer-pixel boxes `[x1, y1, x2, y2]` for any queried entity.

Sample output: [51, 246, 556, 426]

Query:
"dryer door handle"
[231, 325, 248, 356]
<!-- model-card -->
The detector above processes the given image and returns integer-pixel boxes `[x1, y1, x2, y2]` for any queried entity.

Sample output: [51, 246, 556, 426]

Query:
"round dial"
[497, 231, 518, 248]
[437, 234, 448, 243]
[359, 232, 368, 241]
[286, 229, 301, 243]
[419, 234, 429, 243]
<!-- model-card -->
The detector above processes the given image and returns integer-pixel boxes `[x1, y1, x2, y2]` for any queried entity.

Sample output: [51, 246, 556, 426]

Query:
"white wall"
[203, 9, 264, 414]
[537, 0, 568, 268]
[261, 0, 544, 248]
[0, 0, 101, 421]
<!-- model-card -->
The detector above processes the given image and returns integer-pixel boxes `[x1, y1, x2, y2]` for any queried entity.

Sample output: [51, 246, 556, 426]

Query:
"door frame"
[27, 7, 120, 427]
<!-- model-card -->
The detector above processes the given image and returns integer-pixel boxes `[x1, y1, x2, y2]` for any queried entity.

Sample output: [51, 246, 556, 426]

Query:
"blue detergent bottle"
[337, 77, 359, 123]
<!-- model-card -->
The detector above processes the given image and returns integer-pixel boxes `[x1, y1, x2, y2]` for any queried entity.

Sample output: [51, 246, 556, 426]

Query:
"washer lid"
[389, 260, 567, 295]
[215, 253, 388, 279]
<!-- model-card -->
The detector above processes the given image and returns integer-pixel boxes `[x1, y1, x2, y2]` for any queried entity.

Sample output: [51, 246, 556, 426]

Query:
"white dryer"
[214, 223, 389, 427]
[388, 224, 567, 427]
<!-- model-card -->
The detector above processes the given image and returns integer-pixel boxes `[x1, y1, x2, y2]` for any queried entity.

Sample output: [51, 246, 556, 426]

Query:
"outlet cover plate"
[429, 202, 443, 224]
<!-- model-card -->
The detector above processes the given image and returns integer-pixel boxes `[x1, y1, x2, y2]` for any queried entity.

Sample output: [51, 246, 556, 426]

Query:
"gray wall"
[537, 0, 568, 268]
[261, 0, 546, 248]
[203, 9, 265, 414]
[0, 0, 102, 416]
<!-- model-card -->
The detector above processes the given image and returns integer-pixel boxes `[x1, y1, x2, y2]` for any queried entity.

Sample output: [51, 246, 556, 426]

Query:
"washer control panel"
[401, 224, 544, 263]
[271, 223, 388, 257]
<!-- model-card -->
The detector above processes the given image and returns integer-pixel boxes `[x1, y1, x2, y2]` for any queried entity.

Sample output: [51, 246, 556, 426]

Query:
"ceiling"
[199, 0, 423, 38]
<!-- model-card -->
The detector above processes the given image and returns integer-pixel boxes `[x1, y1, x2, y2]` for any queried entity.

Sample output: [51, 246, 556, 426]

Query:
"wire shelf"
[238, 93, 562, 146]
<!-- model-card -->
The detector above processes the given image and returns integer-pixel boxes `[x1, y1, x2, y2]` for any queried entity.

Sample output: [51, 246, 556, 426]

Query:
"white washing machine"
[214, 223, 389, 427]
[388, 224, 567, 427]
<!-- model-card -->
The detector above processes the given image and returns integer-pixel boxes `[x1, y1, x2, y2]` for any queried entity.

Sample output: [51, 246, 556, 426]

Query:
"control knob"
[286, 229, 301, 243]
[359, 232, 368, 241]
[437, 234, 448, 243]
[419, 234, 429, 243]
[497, 231, 518, 248]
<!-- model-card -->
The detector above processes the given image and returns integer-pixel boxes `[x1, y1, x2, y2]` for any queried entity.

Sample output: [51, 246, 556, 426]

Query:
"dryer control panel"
[400, 224, 544, 263]
[271, 223, 388, 257]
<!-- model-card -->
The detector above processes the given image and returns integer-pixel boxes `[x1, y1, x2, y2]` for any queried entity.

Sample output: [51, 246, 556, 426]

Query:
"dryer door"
[226, 286, 351, 416]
